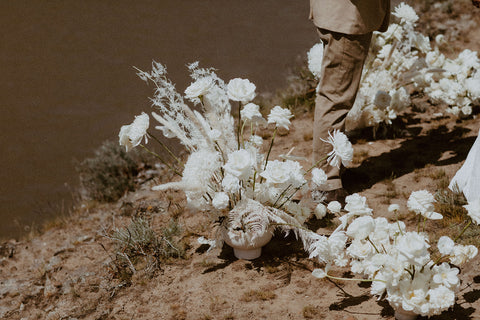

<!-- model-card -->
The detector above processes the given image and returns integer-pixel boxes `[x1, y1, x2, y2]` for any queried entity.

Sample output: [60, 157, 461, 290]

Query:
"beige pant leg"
[312, 29, 372, 191]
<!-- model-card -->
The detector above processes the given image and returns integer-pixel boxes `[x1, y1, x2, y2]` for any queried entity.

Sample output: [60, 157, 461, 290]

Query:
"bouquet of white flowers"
[118, 61, 354, 260]
[313, 190, 478, 319]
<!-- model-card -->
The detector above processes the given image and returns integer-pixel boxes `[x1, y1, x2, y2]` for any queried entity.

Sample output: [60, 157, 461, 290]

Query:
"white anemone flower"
[464, 199, 480, 225]
[227, 78, 256, 103]
[432, 263, 459, 289]
[322, 130, 353, 168]
[267, 105, 293, 130]
[119, 112, 149, 152]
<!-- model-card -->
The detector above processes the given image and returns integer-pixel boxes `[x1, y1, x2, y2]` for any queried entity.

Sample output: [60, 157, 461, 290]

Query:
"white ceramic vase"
[394, 307, 418, 320]
[221, 226, 273, 260]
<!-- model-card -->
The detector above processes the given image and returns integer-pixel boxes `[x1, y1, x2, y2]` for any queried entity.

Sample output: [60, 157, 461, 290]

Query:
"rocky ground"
[2, 1, 480, 319]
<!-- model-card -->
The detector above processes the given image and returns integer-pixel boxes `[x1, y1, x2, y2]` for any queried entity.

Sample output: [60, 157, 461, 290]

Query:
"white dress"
[449, 129, 480, 202]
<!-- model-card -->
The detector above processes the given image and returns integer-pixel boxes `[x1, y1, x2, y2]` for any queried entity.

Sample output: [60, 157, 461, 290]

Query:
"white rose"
[267, 105, 293, 130]
[327, 201, 342, 214]
[437, 236, 455, 255]
[346, 216, 375, 240]
[184, 77, 214, 100]
[345, 193, 373, 216]
[227, 78, 256, 102]
[396, 232, 430, 266]
[223, 149, 255, 180]
[222, 174, 241, 193]
[407, 190, 442, 220]
[240, 103, 264, 122]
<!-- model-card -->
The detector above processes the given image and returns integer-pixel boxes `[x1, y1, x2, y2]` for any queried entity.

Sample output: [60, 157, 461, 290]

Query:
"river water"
[0, 1, 318, 240]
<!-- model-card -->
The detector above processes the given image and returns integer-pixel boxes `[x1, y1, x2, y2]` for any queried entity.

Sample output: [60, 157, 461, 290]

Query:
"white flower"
[312, 268, 327, 279]
[241, 103, 265, 125]
[396, 232, 430, 266]
[322, 130, 353, 168]
[347, 216, 375, 240]
[267, 106, 293, 130]
[227, 78, 256, 103]
[119, 112, 150, 152]
[249, 135, 263, 148]
[428, 285, 455, 313]
[311, 168, 327, 187]
[450, 244, 478, 266]
[407, 190, 442, 220]
[464, 199, 480, 225]
[432, 263, 459, 289]
[223, 149, 255, 180]
[314, 203, 327, 219]
[344, 193, 373, 216]
[393, 3, 419, 26]
[212, 192, 229, 210]
[437, 236, 455, 255]
[307, 42, 324, 78]
[184, 77, 214, 100]
[327, 201, 342, 214]
[388, 204, 400, 213]
[260, 160, 306, 188]
[221, 174, 241, 193]
[373, 90, 391, 109]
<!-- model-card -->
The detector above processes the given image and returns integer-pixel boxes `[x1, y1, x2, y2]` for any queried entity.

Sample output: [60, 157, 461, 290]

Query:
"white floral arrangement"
[307, 2, 480, 130]
[118, 61, 354, 261]
[312, 190, 479, 317]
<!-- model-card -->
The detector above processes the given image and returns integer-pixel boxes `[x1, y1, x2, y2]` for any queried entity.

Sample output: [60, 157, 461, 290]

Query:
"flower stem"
[237, 101, 242, 149]
[324, 274, 386, 283]
[454, 220, 472, 242]
[263, 127, 278, 171]
[304, 155, 328, 174]
[147, 131, 184, 166]
[140, 144, 182, 177]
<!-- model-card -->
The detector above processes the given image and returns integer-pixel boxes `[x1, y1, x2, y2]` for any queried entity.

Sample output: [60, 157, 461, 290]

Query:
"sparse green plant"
[105, 217, 185, 281]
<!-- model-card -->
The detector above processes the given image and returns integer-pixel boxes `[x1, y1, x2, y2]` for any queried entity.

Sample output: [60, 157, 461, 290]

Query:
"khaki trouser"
[312, 28, 372, 191]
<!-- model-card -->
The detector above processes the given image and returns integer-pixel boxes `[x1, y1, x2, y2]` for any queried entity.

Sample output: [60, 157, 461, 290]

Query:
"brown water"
[0, 1, 317, 239]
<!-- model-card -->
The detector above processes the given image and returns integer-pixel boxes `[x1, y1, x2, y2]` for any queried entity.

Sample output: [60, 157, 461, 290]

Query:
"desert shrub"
[76, 140, 141, 202]
[106, 217, 185, 281]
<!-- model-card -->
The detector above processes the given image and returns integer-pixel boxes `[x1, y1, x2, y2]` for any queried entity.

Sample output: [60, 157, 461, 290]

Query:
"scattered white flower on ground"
[267, 105, 293, 130]
[227, 78, 256, 103]
[119, 112, 150, 152]
[322, 130, 354, 168]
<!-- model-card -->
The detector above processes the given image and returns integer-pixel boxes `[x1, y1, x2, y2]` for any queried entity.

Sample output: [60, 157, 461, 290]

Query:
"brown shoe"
[324, 188, 349, 205]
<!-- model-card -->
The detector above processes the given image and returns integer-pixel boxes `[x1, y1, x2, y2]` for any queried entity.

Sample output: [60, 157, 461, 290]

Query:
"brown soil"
[2, 1, 480, 319]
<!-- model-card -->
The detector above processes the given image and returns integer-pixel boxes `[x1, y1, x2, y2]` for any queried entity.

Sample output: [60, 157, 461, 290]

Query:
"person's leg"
[312, 28, 372, 191]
